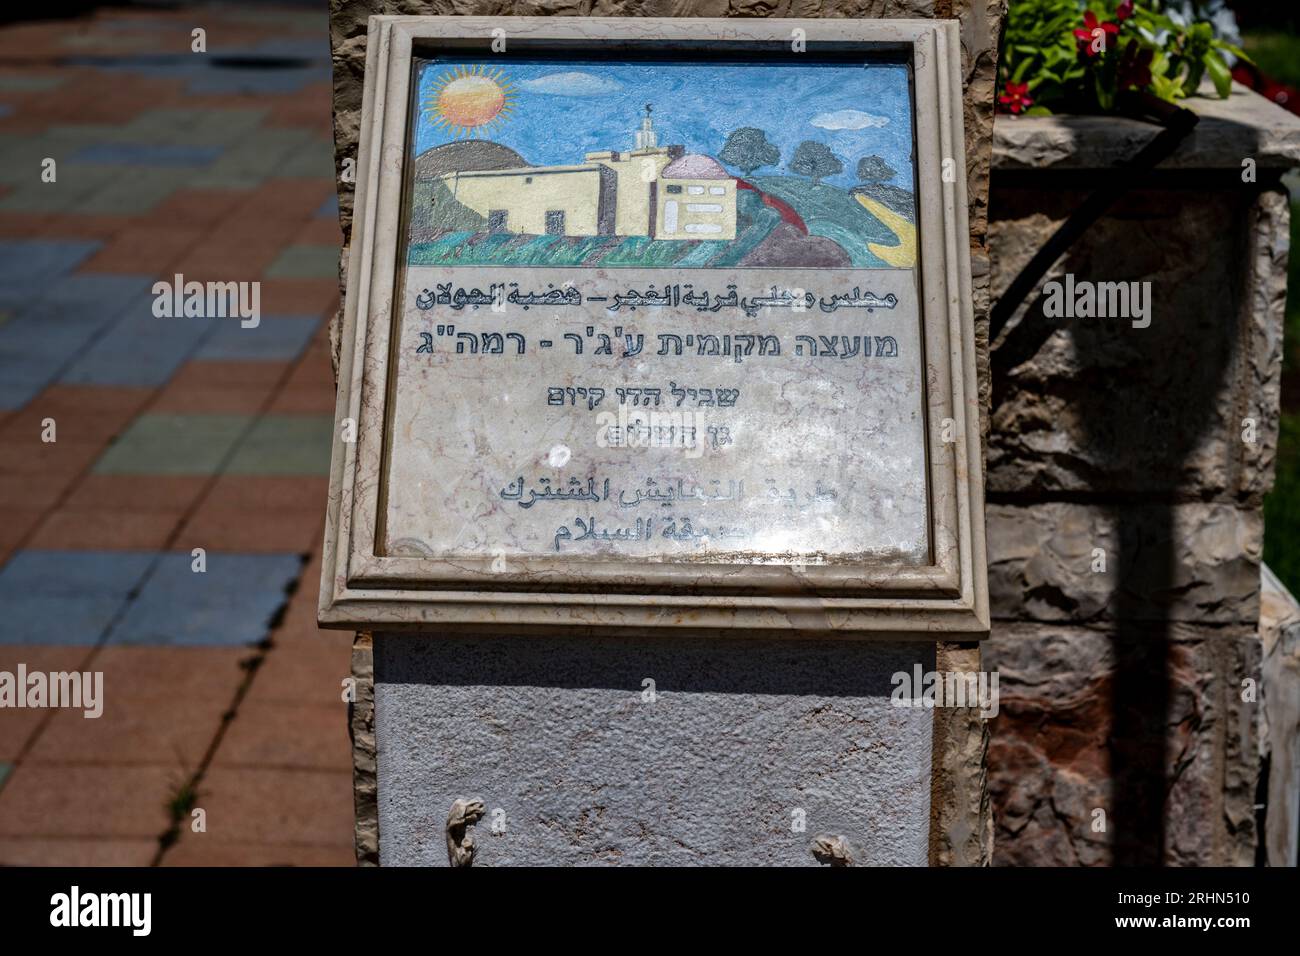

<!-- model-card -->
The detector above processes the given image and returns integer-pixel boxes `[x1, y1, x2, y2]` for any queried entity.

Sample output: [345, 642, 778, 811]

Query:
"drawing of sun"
[422, 65, 515, 138]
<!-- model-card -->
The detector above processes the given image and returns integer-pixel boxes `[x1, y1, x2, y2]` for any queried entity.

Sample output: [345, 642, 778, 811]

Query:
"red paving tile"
[181, 766, 353, 847]
[0, 646, 95, 760]
[28, 510, 182, 550]
[266, 384, 337, 415]
[26, 692, 230, 771]
[258, 277, 339, 315]
[0, 212, 51, 238]
[0, 472, 80, 511]
[169, 238, 290, 282]
[0, 837, 159, 866]
[0, 764, 176, 838]
[0, 439, 105, 476]
[153, 378, 277, 416]
[161, 837, 353, 866]
[77, 224, 204, 274]
[175, 507, 322, 553]
[0, 388, 151, 448]
[232, 179, 336, 223]
[293, 216, 343, 247]
[91, 646, 253, 702]
[213, 699, 350, 771]
[150, 189, 249, 228]
[37, 214, 137, 240]
[165, 359, 287, 390]
[0, 508, 46, 562]
[1, 387, 151, 444]
[245, 630, 353, 708]
[61, 474, 209, 513]
[200, 474, 329, 513]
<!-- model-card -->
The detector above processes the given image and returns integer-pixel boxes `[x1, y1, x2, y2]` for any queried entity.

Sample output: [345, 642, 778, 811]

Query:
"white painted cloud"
[519, 72, 623, 97]
[810, 109, 890, 130]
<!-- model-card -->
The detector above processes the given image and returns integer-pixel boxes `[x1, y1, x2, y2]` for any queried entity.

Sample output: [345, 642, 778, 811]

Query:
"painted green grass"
[406, 187, 781, 268]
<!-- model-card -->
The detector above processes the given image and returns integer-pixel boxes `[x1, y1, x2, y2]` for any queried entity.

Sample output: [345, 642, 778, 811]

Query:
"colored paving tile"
[0, 548, 154, 597]
[224, 414, 333, 475]
[264, 244, 337, 278]
[0, 276, 155, 409]
[0, 550, 154, 645]
[0, 5, 354, 862]
[60, 305, 218, 388]
[0, 239, 101, 306]
[195, 314, 319, 361]
[92, 412, 250, 474]
[106, 550, 302, 646]
[69, 142, 225, 166]
[0, 76, 64, 91]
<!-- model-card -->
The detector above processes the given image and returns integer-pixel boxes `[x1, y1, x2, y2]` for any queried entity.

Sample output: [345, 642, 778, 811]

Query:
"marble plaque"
[320, 16, 988, 636]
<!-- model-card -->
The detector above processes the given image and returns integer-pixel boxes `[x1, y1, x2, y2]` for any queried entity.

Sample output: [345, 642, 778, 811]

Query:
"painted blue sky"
[412, 58, 914, 191]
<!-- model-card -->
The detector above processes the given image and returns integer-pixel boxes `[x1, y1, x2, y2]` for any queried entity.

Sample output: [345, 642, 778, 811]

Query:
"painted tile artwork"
[383, 54, 932, 566]
[405, 58, 916, 269]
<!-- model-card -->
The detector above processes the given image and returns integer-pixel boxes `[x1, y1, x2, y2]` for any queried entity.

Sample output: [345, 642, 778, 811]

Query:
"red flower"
[1116, 0, 1134, 21]
[1117, 40, 1154, 90]
[1074, 11, 1120, 57]
[999, 81, 1034, 114]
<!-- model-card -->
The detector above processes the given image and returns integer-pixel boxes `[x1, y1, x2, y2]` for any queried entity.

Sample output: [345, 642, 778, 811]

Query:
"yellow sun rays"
[421, 65, 516, 139]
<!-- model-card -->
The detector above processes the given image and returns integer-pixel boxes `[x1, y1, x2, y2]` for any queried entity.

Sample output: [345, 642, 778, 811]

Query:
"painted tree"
[789, 141, 843, 186]
[718, 127, 780, 177]
[856, 154, 897, 185]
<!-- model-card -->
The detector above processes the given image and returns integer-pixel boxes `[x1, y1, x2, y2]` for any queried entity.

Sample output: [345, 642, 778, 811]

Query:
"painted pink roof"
[661, 154, 730, 180]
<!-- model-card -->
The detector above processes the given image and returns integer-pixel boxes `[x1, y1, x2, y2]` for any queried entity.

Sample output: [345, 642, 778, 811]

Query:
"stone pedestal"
[327, 3, 1005, 866]
[984, 86, 1300, 865]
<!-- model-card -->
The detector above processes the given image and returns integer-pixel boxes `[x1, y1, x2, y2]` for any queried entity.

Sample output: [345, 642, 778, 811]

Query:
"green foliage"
[856, 154, 897, 185]
[1242, 30, 1300, 89]
[788, 141, 843, 186]
[1000, 0, 1250, 115]
[719, 127, 780, 176]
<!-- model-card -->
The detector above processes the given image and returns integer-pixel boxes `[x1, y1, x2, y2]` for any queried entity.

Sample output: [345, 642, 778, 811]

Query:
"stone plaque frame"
[319, 15, 988, 637]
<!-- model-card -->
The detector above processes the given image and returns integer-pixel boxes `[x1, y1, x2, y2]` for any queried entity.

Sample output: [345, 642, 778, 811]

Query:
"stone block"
[987, 187, 1288, 504]
[984, 621, 1260, 866]
[988, 502, 1261, 625]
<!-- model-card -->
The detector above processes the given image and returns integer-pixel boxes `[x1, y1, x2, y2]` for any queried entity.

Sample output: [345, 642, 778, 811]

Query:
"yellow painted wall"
[655, 178, 736, 241]
[597, 150, 671, 237]
[441, 168, 602, 236]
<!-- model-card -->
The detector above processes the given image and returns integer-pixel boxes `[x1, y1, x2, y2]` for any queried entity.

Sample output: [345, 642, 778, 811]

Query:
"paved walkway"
[0, 7, 354, 865]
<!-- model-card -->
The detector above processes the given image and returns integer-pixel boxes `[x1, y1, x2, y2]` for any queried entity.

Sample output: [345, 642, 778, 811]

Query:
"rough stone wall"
[984, 171, 1289, 865]
[327, 1, 1005, 865]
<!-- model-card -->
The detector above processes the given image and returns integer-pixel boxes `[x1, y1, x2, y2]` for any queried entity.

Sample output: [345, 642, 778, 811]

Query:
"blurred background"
[0, 0, 352, 865]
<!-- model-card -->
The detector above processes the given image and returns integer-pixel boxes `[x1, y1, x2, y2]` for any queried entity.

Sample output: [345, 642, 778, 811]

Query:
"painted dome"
[661, 154, 730, 180]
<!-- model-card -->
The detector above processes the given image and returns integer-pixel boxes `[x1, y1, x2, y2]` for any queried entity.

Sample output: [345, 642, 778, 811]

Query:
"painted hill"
[408, 141, 532, 242]
[412, 140, 529, 180]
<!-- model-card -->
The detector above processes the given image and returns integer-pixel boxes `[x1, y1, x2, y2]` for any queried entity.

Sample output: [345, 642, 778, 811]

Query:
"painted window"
[663, 200, 678, 233]
[487, 209, 508, 232]
[665, 184, 682, 194]
[687, 185, 705, 195]
[686, 203, 723, 213]
[545, 210, 565, 235]
[684, 222, 722, 234]
[709, 185, 726, 195]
